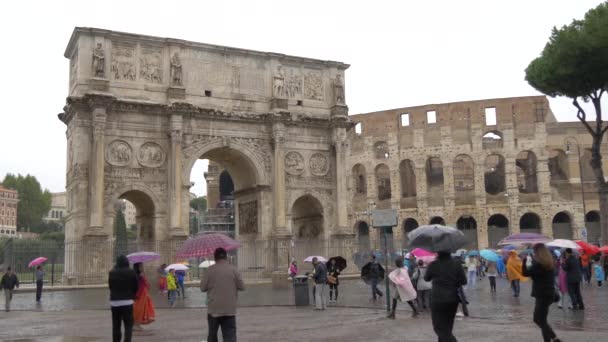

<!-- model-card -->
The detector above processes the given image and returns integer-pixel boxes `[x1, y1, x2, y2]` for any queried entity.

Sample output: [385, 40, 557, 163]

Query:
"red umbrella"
[575, 241, 601, 255]
[176, 233, 240, 258]
[599, 246, 608, 254]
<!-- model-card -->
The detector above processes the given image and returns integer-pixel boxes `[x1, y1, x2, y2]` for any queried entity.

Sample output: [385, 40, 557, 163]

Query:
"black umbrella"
[407, 224, 467, 253]
[360, 262, 385, 285]
[327, 256, 347, 271]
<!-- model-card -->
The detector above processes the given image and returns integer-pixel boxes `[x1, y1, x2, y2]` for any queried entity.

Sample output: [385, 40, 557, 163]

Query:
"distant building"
[44, 192, 67, 227]
[0, 185, 19, 237]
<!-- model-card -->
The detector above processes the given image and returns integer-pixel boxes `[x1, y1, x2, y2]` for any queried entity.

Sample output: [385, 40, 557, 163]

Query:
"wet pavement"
[1, 277, 608, 341]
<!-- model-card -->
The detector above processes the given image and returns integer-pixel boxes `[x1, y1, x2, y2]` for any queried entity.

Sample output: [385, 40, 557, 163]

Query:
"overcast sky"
[0, 0, 605, 197]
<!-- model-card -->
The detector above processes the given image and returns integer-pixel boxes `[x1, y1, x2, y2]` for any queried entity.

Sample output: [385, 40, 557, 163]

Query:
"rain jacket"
[389, 267, 417, 302]
[167, 273, 177, 291]
[506, 251, 528, 282]
[594, 264, 605, 281]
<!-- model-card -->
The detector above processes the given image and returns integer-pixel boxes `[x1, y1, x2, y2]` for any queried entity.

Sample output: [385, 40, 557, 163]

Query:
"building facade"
[0, 185, 19, 236]
[44, 192, 67, 227]
[348, 96, 604, 250]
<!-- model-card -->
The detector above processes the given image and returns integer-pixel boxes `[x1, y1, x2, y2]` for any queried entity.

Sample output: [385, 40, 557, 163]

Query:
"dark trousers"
[417, 289, 430, 309]
[371, 279, 383, 300]
[329, 284, 338, 300]
[36, 279, 43, 302]
[489, 276, 496, 292]
[533, 296, 557, 342]
[431, 301, 459, 342]
[511, 279, 520, 296]
[111, 305, 134, 342]
[582, 266, 591, 283]
[567, 282, 584, 308]
[207, 314, 236, 342]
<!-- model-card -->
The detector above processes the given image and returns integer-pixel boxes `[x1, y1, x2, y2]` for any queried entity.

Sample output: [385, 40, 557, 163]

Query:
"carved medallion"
[309, 153, 329, 176]
[106, 140, 132, 166]
[285, 151, 305, 175]
[137, 142, 165, 168]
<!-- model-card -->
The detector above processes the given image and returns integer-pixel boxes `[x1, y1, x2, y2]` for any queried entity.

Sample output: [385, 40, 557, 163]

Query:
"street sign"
[372, 209, 398, 228]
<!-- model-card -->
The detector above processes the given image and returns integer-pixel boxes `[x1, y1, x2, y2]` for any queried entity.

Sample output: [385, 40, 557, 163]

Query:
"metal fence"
[1, 236, 410, 286]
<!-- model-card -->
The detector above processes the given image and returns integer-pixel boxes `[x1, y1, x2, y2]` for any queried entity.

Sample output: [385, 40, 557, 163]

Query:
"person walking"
[312, 257, 328, 310]
[327, 258, 341, 303]
[486, 261, 497, 293]
[580, 252, 591, 284]
[563, 248, 584, 310]
[522, 243, 562, 342]
[108, 255, 139, 342]
[35, 265, 45, 303]
[497, 254, 506, 278]
[201, 247, 245, 342]
[593, 260, 604, 287]
[363, 255, 384, 301]
[557, 255, 571, 309]
[176, 270, 186, 298]
[424, 251, 467, 342]
[387, 257, 418, 319]
[412, 259, 432, 310]
[407, 253, 418, 277]
[166, 268, 177, 307]
[1, 267, 19, 312]
[288, 260, 298, 279]
[133, 262, 155, 331]
[465, 255, 478, 289]
[506, 250, 527, 297]
[157, 264, 167, 293]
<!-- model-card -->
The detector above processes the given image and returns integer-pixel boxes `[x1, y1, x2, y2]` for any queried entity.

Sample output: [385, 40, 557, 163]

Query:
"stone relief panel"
[137, 142, 165, 168]
[281, 67, 302, 98]
[285, 151, 305, 175]
[303, 70, 324, 101]
[111, 43, 136, 81]
[309, 153, 330, 176]
[231, 137, 272, 173]
[238, 201, 258, 234]
[139, 47, 163, 83]
[106, 140, 133, 166]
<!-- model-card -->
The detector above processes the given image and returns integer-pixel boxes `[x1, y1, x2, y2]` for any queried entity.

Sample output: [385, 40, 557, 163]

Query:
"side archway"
[586, 211, 601, 244]
[487, 214, 509, 248]
[552, 211, 573, 239]
[457, 215, 478, 249]
[402, 218, 419, 247]
[430, 216, 445, 225]
[520, 212, 542, 234]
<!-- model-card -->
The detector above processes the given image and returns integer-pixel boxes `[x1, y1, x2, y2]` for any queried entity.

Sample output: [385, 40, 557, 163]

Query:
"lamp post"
[566, 139, 588, 240]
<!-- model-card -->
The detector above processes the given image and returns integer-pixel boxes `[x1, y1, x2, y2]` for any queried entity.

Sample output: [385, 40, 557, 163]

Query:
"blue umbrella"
[467, 250, 479, 257]
[480, 249, 499, 262]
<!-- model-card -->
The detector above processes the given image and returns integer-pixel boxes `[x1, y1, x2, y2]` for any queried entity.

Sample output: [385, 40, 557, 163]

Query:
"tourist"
[158, 264, 168, 293]
[288, 259, 298, 279]
[1, 267, 19, 312]
[201, 247, 245, 342]
[497, 254, 506, 278]
[593, 259, 604, 287]
[465, 255, 478, 289]
[522, 244, 562, 342]
[35, 265, 45, 302]
[580, 252, 591, 284]
[563, 248, 585, 310]
[108, 255, 139, 342]
[486, 261, 497, 293]
[176, 270, 186, 298]
[312, 257, 328, 310]
[133, 262, 155, 331]
[602, 253, 608, 281]
[411, 259, 432, 310]
[506, 250, 527, 297]
[387, 257, 418, 319]
[167, 268, 177, 307]
[407, 253, 417, 277]
[557, 255, 571, 309]
[364, 255, 384, 301]
[424, 251, 467, 341]
[327, 258, 341, 303]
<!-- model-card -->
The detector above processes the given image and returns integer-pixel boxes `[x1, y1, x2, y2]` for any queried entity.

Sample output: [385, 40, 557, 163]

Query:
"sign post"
[372, 209, 398, 312]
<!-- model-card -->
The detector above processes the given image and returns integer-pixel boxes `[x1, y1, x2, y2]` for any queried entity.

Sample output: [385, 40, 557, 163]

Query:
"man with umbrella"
[361, 254, 384, 301]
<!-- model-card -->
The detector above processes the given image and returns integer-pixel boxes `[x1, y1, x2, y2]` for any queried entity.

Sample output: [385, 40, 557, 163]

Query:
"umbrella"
[165, 263, 189, 271]
[126, 251, 160, 263]
[501, 245, 518, 251]
[198, 260, 216, 268]
[519, 249, 533, 258]
[28, 257, 47, 268]
[327, 256, 347, 271]
[479, 249, 499, 262]
[498, 233, 551, 246]
[410, 248, 435, 257]
[361, 262, 385, 284]
[176, 233, 240, 258]
[547, 239, 580, 250]
[304, 256, 327, 263]
[417, 255, 437, 265]
[600, 246, 608, 254]
[407, 224, 467, 253]
[467, 250, 479, 257]
[575, 241, 601, 255]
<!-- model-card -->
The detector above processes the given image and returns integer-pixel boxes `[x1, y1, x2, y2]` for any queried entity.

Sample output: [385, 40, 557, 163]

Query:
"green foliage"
[33, 220, 63, 234]
[39, 231, 65, 244]
[114, 209, 128, 256]
[2, 174, 52, 231]
[525, 2, 608, 99]
[190, 196, 207, 212]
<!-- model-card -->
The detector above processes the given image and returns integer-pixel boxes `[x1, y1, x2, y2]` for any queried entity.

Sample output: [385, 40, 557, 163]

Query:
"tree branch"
[574, 98, 595, 135]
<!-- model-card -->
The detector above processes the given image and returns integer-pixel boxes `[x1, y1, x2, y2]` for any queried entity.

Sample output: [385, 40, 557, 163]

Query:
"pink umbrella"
[127, 251, 160, 263]
[176, 233, 240, 258]
[410, 248, 435, 257]
[28, 257, 47, 268]
[417, 255, 437, 265]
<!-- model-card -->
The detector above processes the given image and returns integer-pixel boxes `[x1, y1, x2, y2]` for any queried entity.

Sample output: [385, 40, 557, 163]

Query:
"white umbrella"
[547, 239, 580, 250]
[165, 263, 189, 271]
[303, 256, 327, 263]
[198, 260, 216, 268]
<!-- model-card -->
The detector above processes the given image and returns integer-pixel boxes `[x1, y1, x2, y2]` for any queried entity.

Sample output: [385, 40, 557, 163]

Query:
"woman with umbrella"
[327, 257, 346, 303]
[133, 262, 156, 330]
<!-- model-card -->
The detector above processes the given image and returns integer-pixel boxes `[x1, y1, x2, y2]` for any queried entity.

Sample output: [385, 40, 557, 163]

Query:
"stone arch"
[375, 163, 392, 207]
[549, 149, 571, 201]
[352, 164, 367, 195]
[429, 216, 445, 225]
[426, 157, 444, 206]
[457, 215, 478, 249]
[552, 211, 573, 239]
[399, 159, 416, 205]
[374, 141, 389, 159]
[586, 211, 601, 244]
[516, 151, 538, 194]
[485, 154, 506, 196]
[487, 214, 509, 248]
[453, 154, 475, 205]
[291, 194, 324, 240]
[402, 218, 419, 247]
[482, 131, 503, 149]
[106, 185, 161, 245]
[520, 212, 541, 234]
[356, 220, 371, 251]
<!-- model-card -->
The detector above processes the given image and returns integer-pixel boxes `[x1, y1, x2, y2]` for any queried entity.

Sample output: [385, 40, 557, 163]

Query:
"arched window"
[482, 131, 503, 149]
[485, 154, 506, 195]
[352, 164, 367, 195]
[374, 141, 389, 159]
[375, 164, 392, 202]
[520, 212, 541, 234]
[454, 155, 474, 205]
[552, 212, 573, 239]
[516, 151, 538, 193]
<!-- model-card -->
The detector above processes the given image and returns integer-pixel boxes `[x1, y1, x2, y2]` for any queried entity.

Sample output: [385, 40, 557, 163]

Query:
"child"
[594, 261, 605, 287]
[167, 269, 177, 307]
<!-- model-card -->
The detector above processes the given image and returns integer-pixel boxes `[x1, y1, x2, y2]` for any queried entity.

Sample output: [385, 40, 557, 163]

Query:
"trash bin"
[293, 275, 310, 306]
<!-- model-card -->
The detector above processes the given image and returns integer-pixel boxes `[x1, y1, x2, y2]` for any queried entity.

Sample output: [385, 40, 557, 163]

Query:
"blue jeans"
[511, 279, 520, 297]
[371, 279, 383, 300]
[168, 290, 177, 305]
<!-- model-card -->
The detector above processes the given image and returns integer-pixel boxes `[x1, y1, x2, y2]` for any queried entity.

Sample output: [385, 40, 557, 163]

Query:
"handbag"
[327, 275, 337, 285]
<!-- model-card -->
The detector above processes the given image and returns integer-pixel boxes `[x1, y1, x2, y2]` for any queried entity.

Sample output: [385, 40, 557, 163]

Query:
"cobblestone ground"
[1, 277, 607, 341]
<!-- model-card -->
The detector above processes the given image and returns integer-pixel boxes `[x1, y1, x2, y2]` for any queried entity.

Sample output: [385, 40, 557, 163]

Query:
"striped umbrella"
[176, 233, 240, 258]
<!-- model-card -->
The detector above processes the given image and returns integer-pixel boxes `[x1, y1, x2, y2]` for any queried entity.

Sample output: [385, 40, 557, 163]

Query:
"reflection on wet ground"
[5, 277, 608, 332]
[7, 338, 100, 342]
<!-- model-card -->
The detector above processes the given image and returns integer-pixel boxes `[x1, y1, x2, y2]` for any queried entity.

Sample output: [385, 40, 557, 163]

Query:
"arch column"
[168, 114, 185, 236]
[333, 127, 349, 234]
[271, 122, 288, 236]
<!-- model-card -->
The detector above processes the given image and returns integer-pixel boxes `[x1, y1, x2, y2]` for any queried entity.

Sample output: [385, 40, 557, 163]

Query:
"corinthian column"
[88, 107, 106, 232]
[168, 114, 184, 235]
[333, 127, 349, 233]
[272, 122, 287, 235]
